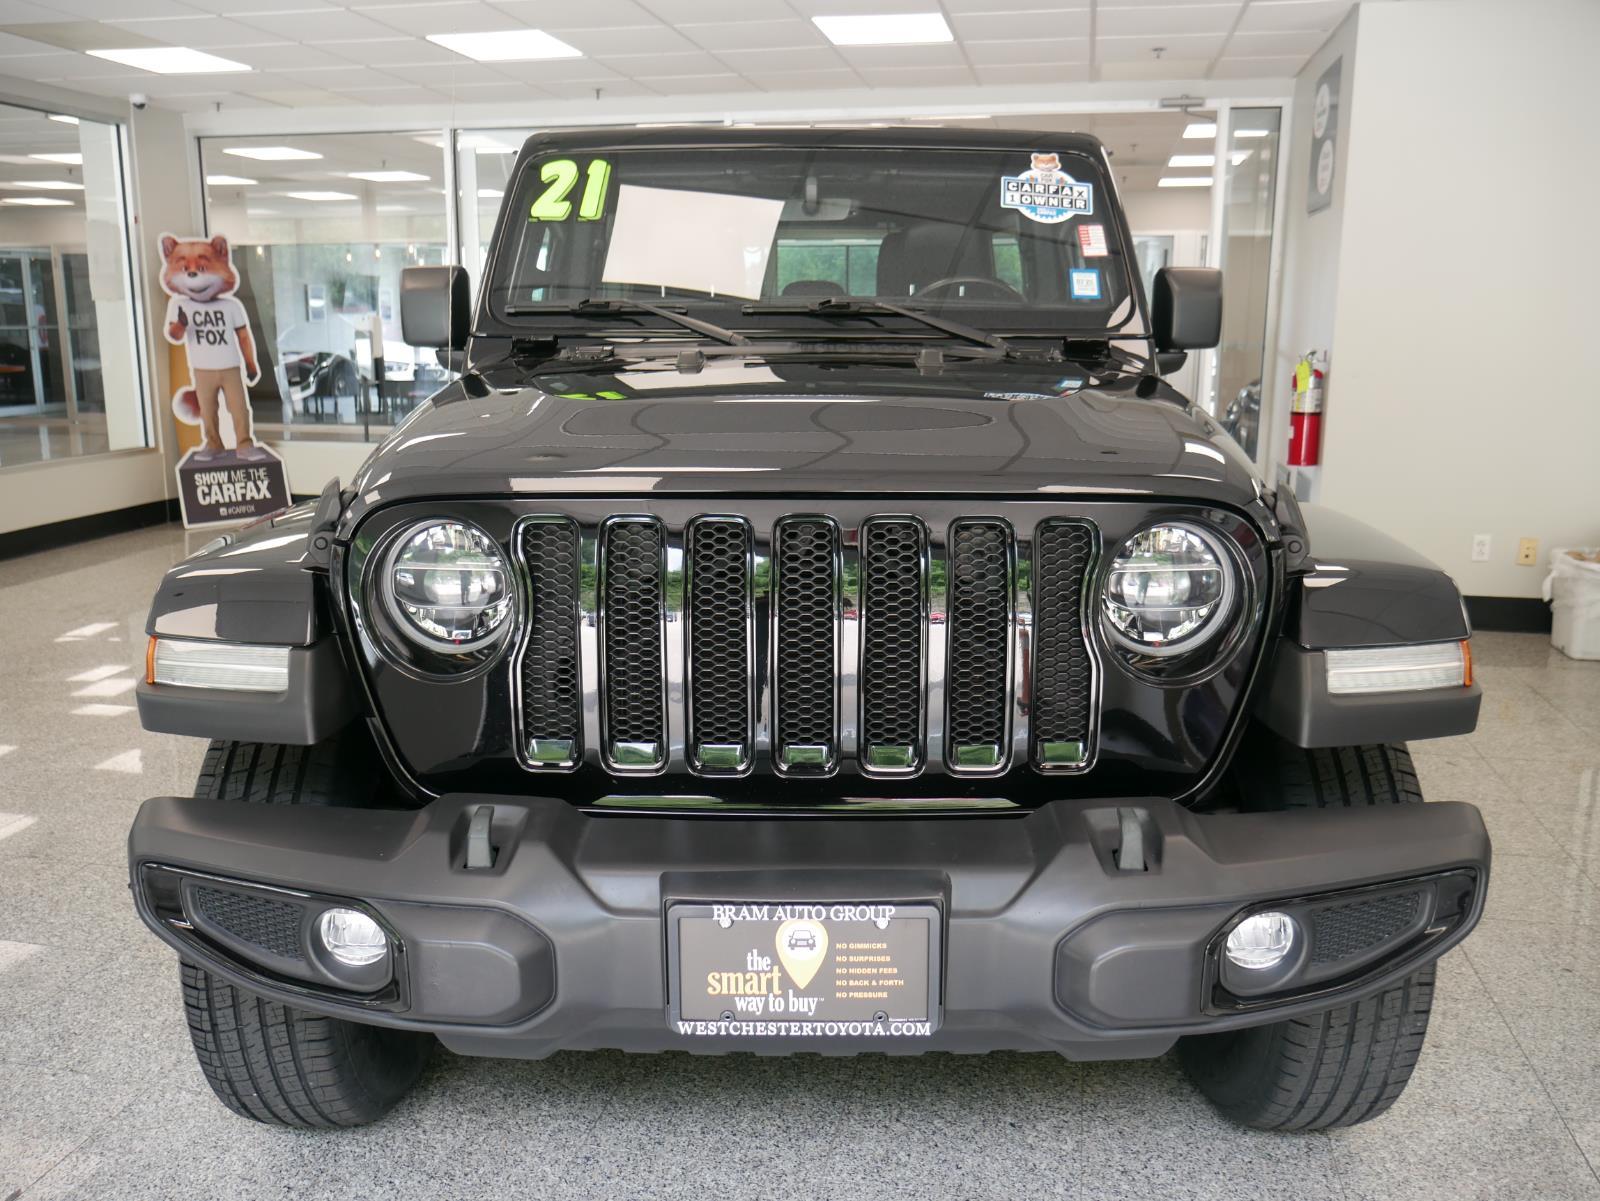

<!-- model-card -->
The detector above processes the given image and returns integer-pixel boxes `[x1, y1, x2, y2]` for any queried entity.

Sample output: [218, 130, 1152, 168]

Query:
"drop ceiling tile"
[640, 0, 813, 19]
[949, 9, 1089, 39]
[315, 36, 464, 65]
[709, 44, 848, 73]
[268, 63, 411, 88]
[963, 36, 1088, 65]
[0, 30, 60, 55]
[836, 42, 966, 70]
[747, 66, 860, 90]
[43, 0, 208, 17]
[359, 1, 519, 35]
[788, 0, 943, 15]
[636, 71, 753, 93]
[1097, 3, 1239, 36]
[1209, 53, 1303, 77]
[216, 41, 348, 69]
[678, 19, 824, 52]
[536, 75, 653, 96]
[853, 63, 976, 87]
[101, 14, 277, 45]
[1097, 56, 1211, 78]
[0, 0, 69, 23]
[1224, 28, 1325, 56]
[487, 57, 624, 85]
[331, 84, 448, 103]
[973, 60, 1087, 84]
[149, 90, 254, 110]
[185, 0, 342, 12]
[235, 7, 403, 39]
[570, 26, 705, 56]
[944, 0, 1087, 12]
[242, 86, 351, 104]
[376, 58, 479, 83]
[1096, 32, 1224, 59]
[590, 48, 724, 74]
[1234, 0, 1350, 33]
[491, 0, 655, 27]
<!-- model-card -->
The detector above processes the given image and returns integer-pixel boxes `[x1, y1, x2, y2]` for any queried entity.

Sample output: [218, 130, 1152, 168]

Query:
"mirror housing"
[1156, 350, 1188, 375]
[401, 265, 470, 351]
[1152, 267, 1222, 351]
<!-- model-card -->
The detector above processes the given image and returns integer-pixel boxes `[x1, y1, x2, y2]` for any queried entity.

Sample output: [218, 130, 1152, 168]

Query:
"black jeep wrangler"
[130, 127, 1489, 1132]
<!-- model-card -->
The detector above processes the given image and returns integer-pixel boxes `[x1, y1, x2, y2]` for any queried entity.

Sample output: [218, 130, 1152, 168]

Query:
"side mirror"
[401, 265, 470, 350]
[1152, 267, 1222, 351]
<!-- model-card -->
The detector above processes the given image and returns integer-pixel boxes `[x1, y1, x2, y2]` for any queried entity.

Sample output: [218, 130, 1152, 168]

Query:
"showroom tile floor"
[2, 525, 1599, 1201]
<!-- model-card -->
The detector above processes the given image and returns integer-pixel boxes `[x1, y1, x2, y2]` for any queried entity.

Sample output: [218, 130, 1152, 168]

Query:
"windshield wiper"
[742, 297, 1013, 355]
[504, 298, 748, 346]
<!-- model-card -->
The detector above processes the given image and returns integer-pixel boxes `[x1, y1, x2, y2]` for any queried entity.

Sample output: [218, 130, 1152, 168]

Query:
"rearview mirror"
[401, 265, 470, 350]
[1151, 267, 1222, 352]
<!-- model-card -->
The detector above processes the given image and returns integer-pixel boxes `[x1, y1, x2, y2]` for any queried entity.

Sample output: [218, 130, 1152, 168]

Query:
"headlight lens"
[1103, 522, 1234, 655]
[384, 521, 513, 653]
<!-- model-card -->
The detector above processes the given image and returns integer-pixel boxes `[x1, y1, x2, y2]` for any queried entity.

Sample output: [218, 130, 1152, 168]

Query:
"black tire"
[182, 729, 431, 1128]
[1178, 730, 1435, 1131]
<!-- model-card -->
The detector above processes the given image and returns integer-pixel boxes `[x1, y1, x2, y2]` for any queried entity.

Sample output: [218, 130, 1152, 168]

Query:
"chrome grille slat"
[599, 517, 667, 773]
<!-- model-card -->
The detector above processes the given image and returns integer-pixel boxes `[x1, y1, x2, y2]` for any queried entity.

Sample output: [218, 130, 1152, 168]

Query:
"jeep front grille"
[511, 509, 1098, 780]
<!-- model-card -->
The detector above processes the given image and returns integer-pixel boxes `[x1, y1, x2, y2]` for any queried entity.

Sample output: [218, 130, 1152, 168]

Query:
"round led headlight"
[382, 520, 513, 654]
[1102, 522, 1235, 656]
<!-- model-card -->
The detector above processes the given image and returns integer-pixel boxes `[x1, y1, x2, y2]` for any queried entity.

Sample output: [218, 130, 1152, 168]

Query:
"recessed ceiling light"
[348, 170, 430, 182]
[1229, 149, 1251, 165]
[1235, 129, 1269, 138]
[1159, 176, 1213, 188]
[224, 146, 322, 161]
[49, 114, 79, 125]
[8, 179, 84, 190]
[205, 174, 257, 186]
[1182, 122, 1217, 139]
[812, 13, 953, 46]
[86, 47, 251, 74]
[375, 203, 413, 213]
[426, 30, 582, 62]
[31, 152, 82, 165]
[3, 196, 73, 206]
[285, 190, 357, 201]
[1169, 153, 1214, 168]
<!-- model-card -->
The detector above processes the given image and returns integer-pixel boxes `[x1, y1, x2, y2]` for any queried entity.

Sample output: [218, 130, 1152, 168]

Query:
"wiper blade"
[505, 298, 748, 346]
[742, 297, 1011, 354]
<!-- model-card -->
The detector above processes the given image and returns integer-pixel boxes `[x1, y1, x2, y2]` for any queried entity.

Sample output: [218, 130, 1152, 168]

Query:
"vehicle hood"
[348, 354, 1265, 516]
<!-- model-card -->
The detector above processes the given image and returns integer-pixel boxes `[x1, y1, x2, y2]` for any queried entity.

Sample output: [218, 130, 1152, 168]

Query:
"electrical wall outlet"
[1471, 534, 1492, 562]
[1517, 537, 1539, 566]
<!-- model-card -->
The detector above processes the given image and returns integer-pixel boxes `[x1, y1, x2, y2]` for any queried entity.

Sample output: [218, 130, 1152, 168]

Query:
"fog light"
[1225, 911, 1296, 970]
[317, 908, 387, 967]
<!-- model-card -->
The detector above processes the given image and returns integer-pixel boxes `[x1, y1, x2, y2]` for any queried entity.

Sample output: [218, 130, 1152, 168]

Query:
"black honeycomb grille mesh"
[1032, 521, 1094, 755]
[775, 519, 837, 755]
[602, 520, 665, 751]
[861, 520, 924, 754]
[1311, 891, 1423, 965]
[191, 886, 303, 961]
[519, 520, 582, 752]
[946, 521, 1011, 754]
[689, 519, 751, 754]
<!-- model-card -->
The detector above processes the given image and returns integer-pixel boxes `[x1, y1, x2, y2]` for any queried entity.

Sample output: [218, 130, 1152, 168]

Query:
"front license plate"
[669, 902, 940, 1039]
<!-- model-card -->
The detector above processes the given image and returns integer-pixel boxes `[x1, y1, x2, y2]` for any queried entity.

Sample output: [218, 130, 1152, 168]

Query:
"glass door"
[0, 250, 66, 416]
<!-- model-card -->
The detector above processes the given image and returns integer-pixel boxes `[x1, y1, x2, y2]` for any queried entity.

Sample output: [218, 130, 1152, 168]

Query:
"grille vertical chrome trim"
[684, 516, 755, 776]
[943, 517, 1016, 776]
[597, 515, 668, 775]
[509, 515, 583, 773]
[771, 515, 841, 777]
[858, 516, 929, 777]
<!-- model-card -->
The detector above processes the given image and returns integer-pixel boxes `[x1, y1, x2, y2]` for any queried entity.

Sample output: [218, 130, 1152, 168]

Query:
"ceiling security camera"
[130, 93, 149, 110]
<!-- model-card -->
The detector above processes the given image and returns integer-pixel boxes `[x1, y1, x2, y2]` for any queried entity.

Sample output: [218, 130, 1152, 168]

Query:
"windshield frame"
[475, 132, 1152, 347]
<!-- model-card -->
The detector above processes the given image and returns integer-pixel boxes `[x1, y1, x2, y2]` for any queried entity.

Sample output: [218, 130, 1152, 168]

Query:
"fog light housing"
[317, 907, 388, 967]
[1225, 911, 1296, 970]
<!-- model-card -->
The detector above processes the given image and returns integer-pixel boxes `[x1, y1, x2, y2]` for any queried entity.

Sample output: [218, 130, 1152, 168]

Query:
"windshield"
[487, 146, 1140, 338]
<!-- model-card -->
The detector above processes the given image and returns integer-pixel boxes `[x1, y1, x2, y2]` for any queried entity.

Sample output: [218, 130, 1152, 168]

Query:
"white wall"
[1123, 187, 1211, 234]
[1309, 0, 1600, 599]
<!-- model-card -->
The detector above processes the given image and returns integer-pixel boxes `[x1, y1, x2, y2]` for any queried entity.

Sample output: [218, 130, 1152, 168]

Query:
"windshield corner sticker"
[1076, 223, 1109, 257]
[1069, 268, 1102, 300]
[1001, 152, 1093, 224]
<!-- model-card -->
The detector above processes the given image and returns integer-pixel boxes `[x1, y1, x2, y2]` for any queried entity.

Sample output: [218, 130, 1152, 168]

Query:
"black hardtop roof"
[517, 124, 1109, 159]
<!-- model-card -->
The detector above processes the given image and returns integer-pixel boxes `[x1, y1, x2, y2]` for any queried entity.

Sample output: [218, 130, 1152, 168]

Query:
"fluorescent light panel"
[348, 170, 430, 182]
[49, 114, 79, 125]
[205, 174, 257, 185]
[224, 146, 322, 161]
[2, 196, 73, 206]
[286, 190, 357, 201]
[426, 29, 581, 62]
[1169, 153, 1214, 167]
[1183, 122, 1217, 139]
[86, 47, 251, 74]
[30, 152, 81, 165]
[8, 180, 83, 190]
[1158, 176, 1213, 188]
[812, 12, 953, 46]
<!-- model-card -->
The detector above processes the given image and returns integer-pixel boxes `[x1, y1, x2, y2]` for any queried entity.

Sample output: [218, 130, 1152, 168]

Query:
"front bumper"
[128, 795, 1489, 1061]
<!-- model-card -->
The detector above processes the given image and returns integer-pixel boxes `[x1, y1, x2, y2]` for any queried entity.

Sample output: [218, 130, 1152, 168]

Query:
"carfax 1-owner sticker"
[671, 902, 937, 1038]
[1001, 152, 1093, 224]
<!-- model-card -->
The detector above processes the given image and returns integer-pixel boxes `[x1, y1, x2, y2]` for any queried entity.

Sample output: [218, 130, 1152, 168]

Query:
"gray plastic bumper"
[128, 794, 1490, 1061]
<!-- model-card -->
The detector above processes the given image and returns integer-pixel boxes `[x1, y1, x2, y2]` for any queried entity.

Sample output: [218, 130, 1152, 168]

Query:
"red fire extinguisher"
[1287, 352, 1325, 467]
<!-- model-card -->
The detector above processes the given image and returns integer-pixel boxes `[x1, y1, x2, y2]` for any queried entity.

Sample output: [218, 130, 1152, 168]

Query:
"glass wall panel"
[0, 102, 146, 468]
[1215, 108, 1283, 463]
[199, 131, 453, 442]
[455, 128, 532, 292]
